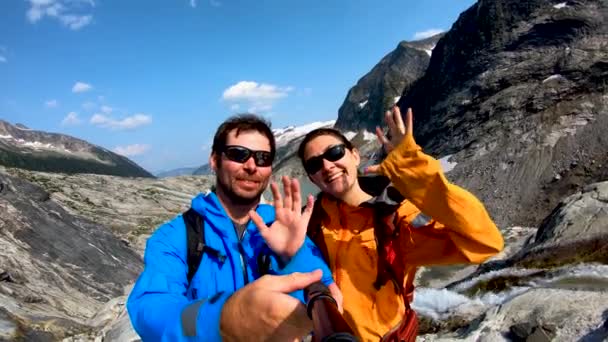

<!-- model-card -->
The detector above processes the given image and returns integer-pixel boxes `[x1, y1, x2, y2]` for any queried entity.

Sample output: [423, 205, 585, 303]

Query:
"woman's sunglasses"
[303, 144, 346, 174]
[222, 145, 273, 167]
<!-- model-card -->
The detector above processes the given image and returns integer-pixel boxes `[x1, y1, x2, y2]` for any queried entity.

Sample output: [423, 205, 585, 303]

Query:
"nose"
[242, 155, 257, 172]
[321, 158, 334, 172]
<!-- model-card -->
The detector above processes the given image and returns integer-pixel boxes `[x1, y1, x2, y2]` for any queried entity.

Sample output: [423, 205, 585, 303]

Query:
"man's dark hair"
[297, 128, 354, 167]
[212, 113, 276, 162]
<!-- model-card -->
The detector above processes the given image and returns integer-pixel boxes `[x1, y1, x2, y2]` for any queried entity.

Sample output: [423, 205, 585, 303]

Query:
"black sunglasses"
[222, 145, 273, 167]
[303, 144, 346, 174]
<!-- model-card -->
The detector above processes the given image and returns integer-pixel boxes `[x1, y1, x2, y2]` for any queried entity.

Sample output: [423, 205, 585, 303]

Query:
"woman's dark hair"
[212, 113, 276, 161]
[297, 128, 354, 167]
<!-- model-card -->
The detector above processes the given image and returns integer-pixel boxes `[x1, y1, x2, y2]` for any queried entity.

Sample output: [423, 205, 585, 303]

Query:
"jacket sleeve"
[275, 236, 334, 285]
[127, 219, 232, 341]
[378, 134, 504, 265]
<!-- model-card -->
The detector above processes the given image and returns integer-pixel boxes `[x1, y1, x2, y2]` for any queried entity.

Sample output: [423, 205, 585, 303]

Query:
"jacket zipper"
[237, 228, 249, 285]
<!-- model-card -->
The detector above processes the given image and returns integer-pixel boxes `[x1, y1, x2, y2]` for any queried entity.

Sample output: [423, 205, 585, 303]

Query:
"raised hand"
[366, 106, 414, 175]
[250, 175, 314, 259]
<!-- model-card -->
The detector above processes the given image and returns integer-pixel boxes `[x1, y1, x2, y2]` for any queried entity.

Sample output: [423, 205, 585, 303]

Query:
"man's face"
[210, 129, 272, 206]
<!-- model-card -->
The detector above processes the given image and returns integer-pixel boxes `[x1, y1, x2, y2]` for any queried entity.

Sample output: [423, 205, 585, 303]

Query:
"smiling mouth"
[324, 171, 344, 183]
[237, 179, 259, 183]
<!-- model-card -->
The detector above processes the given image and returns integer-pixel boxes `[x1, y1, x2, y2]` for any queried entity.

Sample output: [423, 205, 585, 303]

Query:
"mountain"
[192, 163, 212, 176]
[334, 34, 443, 132]
[389, 0, 608, 229]
[156, 166, 198, 178]
[0, 120, 154, 178]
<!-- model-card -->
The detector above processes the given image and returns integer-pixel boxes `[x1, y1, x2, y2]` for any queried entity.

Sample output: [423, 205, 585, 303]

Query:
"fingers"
[375, 126, 389, 146]
[392, 106, 406, 134]
[300, 194, 315, 224]
[385, 109, 399, 140]
[291, 178, 302, 212]
[249, 210, 271, 237]
[281, 176, 293, 212]
[260, 269, 323, 293]
[364, 164, 382, 175]
[406, 107, 413, 136]
[328, 283, 344, 313]
[270, 181, 283, 209]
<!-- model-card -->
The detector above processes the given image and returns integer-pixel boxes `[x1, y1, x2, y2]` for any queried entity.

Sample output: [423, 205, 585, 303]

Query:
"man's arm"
[126, 220, 232, 341]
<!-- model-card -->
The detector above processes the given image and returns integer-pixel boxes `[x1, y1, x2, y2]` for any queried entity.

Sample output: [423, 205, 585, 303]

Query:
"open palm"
[366, 106, 414, 175]
[250, 176, 314, 259]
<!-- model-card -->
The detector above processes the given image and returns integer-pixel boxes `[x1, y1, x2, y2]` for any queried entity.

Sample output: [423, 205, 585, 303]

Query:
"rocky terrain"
[414, 182, 608, 341]
[2, 167, 213, 256]
[0, 120, 153, 178]
[0, 167, 213, 341]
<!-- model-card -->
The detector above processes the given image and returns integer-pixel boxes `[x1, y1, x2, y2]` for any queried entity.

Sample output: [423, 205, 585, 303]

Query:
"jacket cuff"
[180, 291, 232, 341]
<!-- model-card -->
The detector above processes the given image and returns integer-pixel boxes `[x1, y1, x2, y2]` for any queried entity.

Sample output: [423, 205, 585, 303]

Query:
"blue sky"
[0, 0, 475, 173]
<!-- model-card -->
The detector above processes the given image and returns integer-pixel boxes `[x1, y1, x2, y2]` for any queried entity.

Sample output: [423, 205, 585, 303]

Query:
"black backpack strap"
[306, 193, 330, 265]
[183, 208, 205, 285]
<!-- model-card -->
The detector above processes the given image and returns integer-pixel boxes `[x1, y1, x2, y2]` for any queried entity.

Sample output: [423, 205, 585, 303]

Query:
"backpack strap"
[306, 193, 330, 265]
[374, 204, 418, 342]
[183, 208, 205, 285]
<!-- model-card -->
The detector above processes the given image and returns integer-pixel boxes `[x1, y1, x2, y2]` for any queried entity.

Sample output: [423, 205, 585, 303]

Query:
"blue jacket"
[127, 192, 333, 341]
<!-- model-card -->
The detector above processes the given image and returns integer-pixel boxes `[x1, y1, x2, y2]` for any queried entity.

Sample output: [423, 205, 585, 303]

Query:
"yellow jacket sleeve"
[378, 134, 504, 265]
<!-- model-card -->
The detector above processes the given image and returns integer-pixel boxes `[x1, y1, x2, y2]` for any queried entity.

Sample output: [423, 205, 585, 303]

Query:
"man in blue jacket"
[127, 114, 337, 341]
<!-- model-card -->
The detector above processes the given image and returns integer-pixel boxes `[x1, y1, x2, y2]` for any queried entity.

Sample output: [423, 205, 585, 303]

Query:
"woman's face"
[302, 134, 360, 198]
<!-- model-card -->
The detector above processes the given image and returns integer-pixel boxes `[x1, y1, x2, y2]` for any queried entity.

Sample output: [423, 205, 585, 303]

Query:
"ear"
[210, 152, 218, 172]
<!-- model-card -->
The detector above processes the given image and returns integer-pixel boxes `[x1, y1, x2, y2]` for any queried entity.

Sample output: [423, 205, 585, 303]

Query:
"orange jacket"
[316, 135, 504, 341]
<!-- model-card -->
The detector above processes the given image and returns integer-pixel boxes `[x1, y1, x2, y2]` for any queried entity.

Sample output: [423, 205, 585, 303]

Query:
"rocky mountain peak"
[333, 34, 443, 132]
[0, 120, 154, 178]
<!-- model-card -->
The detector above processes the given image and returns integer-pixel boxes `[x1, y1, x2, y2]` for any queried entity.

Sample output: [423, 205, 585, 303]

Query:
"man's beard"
[215, 173, 268, 206]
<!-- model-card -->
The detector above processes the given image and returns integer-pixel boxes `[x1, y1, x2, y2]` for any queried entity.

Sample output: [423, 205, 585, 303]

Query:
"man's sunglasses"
[222, 145, 273, 167]
[303, 144, 346, 174]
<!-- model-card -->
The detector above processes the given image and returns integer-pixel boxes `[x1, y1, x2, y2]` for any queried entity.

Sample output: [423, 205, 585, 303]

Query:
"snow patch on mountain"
[273, 120, 335, 148]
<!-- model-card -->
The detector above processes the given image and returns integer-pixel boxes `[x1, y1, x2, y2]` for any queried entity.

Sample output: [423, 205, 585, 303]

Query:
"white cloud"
[45, 99, 59, 108]
[61, 112, 81, 125]
[72, 81, 92, 93]
[113, 144, 150, 157]
[190, 0, 197, 7]
[59, 14, 92, 30]
[82, 101, 96, 111]
[223, 81, 291, 101]
[222, 81, 293, 113]
[100, 105, 112, 114]
[413, 28, 444, 40]
[230, 104, 240, 111]
[26, 0, 94, 31]
[90, 113, 152, 130]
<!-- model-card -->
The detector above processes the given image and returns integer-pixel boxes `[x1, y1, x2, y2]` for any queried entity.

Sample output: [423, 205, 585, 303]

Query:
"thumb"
[364, 164, 382, 175]
[261, 269, 323, 293]
[249, 210, 271, 237]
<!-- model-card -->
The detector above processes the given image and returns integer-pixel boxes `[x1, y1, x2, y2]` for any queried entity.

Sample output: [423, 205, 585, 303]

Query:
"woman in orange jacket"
[295, 107, 504, 341]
